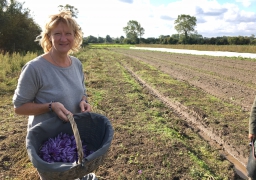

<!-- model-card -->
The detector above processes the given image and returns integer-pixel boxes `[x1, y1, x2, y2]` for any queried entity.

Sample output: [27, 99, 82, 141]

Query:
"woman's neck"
[49, 51, 71, 67]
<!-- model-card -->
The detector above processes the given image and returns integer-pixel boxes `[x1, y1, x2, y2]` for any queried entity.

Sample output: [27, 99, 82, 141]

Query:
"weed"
[0, 48, 244, 179]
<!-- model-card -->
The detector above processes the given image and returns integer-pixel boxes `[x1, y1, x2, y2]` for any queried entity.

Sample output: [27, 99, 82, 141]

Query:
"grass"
[78, 48, 239, 179]
[88, 43, 134, 49]
[0, 52, 38, 96]
[117, 48, 248, 138]
[0, 46, 247, 179]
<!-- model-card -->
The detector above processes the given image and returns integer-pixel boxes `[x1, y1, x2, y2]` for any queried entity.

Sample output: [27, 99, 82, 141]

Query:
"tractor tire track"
[120, 62, 248, 179]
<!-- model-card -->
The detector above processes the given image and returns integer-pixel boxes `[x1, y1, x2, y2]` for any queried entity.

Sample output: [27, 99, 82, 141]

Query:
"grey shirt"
[13, 55, 86, 129]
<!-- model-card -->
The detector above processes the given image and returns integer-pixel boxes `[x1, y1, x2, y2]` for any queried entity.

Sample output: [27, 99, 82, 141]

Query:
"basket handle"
[67, 114, 84, 166]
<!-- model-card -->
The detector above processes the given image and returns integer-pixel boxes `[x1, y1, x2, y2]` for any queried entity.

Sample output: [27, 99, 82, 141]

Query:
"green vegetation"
[88, 44, 133, 49]
[123, 20, 145, 44]
[0, 0, 41, 53]
[58, 4, 79, 18]
[174, 14, 197, 44]
[0, 47, 246, 179]
[1, 0, 255, 53]
[82, 48, 236, 179]
[0, 52, 38, 95]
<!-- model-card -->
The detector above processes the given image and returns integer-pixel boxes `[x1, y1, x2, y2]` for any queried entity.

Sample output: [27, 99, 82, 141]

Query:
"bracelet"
[49, 101, 54, 112]
[81, 99, 88, 104]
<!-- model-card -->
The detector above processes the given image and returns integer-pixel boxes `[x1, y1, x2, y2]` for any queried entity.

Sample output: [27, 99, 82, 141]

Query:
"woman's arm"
[14, 102, 71, 121]
[14, 102, 49, 115]
[249, 97, 256, 141]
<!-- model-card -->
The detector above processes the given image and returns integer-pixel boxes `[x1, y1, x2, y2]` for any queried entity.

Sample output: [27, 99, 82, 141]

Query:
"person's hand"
[51, 102, 71, 122]
[249, 134, 255, 142]
[80, 100, 91, 113]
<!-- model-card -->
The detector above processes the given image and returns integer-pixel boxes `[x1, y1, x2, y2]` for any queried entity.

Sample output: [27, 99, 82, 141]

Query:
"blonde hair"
[35, 11, 83, 54]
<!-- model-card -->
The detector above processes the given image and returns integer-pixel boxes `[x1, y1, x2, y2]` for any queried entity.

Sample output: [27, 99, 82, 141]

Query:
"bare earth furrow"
[119, 50, 256, 84]
[120, 61, 248, 177]
[125, 49, 256, 72]
[114, 49, 256, 111]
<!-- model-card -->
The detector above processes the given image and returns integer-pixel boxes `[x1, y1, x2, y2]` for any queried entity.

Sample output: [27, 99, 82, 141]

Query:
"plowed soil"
[117, 48, 256, 111]
[0, 47, 253, 180]
[113, 48, 255, 177]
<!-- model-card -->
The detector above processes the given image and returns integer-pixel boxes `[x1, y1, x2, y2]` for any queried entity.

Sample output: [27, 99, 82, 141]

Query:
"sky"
[18, 0, 256, 38]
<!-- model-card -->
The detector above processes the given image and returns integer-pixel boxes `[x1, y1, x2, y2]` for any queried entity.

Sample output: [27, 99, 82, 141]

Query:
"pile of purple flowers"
[39, 132, 94, 163]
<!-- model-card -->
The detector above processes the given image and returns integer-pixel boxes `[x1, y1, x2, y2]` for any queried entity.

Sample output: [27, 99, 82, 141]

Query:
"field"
[0, 46, 254, 179]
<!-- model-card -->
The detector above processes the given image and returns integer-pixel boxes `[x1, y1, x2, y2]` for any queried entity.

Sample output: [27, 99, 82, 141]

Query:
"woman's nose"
[60, 34, 68, 41]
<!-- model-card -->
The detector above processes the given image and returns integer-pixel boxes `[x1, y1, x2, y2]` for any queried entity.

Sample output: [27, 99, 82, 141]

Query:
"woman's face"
[49, 22, 74, 54]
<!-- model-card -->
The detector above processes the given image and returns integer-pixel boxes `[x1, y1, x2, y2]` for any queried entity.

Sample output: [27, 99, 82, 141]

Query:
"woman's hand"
[249, 134, 255, 142]
[51, 102, 71, 122]
[80, 100, 91, 113]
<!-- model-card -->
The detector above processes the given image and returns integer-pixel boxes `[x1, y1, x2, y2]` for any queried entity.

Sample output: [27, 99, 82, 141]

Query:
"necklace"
[50, 52, 71, 67]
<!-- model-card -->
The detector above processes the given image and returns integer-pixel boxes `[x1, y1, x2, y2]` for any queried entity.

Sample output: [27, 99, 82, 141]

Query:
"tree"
[119, 36, 125, 44]
[174, 14, 197, 44]
[137, 23, 145, 43]
[123, 20, 145, 44]
[189, 31, 204, 44]
[84, 35, 97, 44]
[0, 0, 8, 10]
[0, 0, 41, 53]
[105, 35, 112, 43]
[250, 34, 256, 45]
[58, 4, 78, 18]
[167, 37, 178, 44]
[97, 37, 104, 43]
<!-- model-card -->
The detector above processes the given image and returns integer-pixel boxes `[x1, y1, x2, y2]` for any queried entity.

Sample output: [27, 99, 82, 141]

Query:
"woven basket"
[26, 112, 114, 180]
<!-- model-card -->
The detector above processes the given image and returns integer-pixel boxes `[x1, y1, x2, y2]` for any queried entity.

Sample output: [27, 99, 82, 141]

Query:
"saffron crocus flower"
[39, 133, 94, 163]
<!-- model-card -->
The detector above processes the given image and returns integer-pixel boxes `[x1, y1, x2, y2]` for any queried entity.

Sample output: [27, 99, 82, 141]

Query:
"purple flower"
[39, 133, 94, 163]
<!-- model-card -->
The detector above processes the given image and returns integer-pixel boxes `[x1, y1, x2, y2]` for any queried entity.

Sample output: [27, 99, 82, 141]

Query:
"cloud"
[226, 13, 256, 23]
[118, 0, 133, 4]
[196, 6, 228, 16]
[196, 17, 207, 23]
[223, 3, 256, 23]
[160, 15, 175, 21]
[235, 0, 256, 7]
[19, 0, 256, 38]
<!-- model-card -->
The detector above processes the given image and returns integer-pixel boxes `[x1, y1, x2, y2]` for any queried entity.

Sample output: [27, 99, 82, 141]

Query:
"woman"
[249, 97, 256, 142]
[13, 11, 96, 180]
[247, 97, 256, 180]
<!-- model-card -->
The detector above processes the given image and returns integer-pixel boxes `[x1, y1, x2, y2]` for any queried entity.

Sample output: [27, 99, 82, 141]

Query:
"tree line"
[0, 0, 41, 53]
[1, 1, 256, 54]
[88, 14, 256, 45]
[84, 29, 256, 46]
